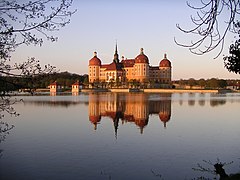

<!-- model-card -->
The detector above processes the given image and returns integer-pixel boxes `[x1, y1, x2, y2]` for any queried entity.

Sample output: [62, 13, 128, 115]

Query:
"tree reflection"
[210, 100, 226, 107]
[209, 94, 227, 107]
[192, 159, 240, 180]
[188, 99, 196, 106]
[0, 97, 18, 157]
[23, 100, 83, 107]
[0, 121, 14, 143]
[198, 100, 205, 106]
[0, 121, 14, 157]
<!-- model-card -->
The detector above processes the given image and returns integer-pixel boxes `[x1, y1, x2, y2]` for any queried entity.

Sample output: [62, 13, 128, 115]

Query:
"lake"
[0, 92, 240, 179]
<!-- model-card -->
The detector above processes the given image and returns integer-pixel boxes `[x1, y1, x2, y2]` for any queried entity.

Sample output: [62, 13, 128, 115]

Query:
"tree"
[188, 78, 197, 88]
[207, 78, 219, 88]
[83, 75, 89, 87]
[175, 0, 240, 58]
[178, 79, 185, 88]
[176, 0, 240, 74]
[218, 79, 227, 88]
[192, 159, 240, 179]
[223, 35, 240, 74]
[100, 80, 106, 89]
[0, 0, 75, 118]
[198, 78, 206, 88]
[108, 79, 114, 88]
[0, 1, 75, 151]
[0, 0, 75, 93]
[149, 79, 155, 88]
[115, 77, 120, 88]
[0, 0, 75, 60]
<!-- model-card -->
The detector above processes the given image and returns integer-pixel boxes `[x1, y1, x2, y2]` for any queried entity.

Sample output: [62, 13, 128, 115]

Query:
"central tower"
[113, 42, 119, 63]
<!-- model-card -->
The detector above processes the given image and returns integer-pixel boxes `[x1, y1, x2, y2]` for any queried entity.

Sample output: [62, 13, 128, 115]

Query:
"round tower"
[134, 48, 149, 82]
[88, 93, 101, 130]
[159, 96, 171, 128]
[88, 52, 101, 83]
[159, 54, 172, 86]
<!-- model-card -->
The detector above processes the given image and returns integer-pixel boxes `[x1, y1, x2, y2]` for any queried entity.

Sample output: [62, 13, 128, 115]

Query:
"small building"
[50, 81, 57, 93]
[49, 81, 62, 95]
[72, 80, 82, 95]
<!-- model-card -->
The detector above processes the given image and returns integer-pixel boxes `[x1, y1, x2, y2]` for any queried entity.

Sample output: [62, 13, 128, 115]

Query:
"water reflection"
[88, 93, 171, 134]
[24, 100, 82, 107]
[21, 93, 240, 135]
[178, 94, 228, 107]
[1, 93, 240, 179]
[22, 95, 89, 107]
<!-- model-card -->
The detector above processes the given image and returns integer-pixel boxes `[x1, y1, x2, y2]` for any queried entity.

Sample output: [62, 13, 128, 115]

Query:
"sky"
[11, 0, 240, 80]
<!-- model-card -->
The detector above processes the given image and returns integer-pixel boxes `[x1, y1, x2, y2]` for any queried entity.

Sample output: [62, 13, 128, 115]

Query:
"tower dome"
[159, 54, 171, 67]
[159, 113, 171, 122]
[135, 118, 149, 134]
[159, 113, 171, 128]
[89, 52, 101, 66]
[89, 115, 101, 130]
[135, 48, 149, 64]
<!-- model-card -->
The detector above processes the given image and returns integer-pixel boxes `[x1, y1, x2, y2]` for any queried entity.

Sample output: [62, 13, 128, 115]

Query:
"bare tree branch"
[0, 0, 75, 119]
[175, 0, 240, 58]
[0, 0, 76, 60]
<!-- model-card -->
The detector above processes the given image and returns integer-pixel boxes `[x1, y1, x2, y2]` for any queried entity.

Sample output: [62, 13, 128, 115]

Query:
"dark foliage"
[224, 37, 240, 74]
[1, 71, 88, 93]
[192, 159, 240, 180]
[173, 78, 232, 89]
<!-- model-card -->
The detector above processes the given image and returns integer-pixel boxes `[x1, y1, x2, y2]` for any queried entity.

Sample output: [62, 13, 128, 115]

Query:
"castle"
[88, 44, 172, 88]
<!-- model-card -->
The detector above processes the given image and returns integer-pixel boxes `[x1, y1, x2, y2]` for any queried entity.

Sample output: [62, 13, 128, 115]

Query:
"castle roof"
[159, 54, 171, 67]
[105, 61, 123, 71]
[72, 81, 83, 86]
[89, 115, 101, 124]
[135, 48, 149, 64]
[121, 59, 135, 67]
[50, 81, 58, 86]
[89, 52, 101, 66]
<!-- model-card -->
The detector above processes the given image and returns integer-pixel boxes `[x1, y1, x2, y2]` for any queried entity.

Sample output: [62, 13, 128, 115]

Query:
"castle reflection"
[88, 93, 171, 134]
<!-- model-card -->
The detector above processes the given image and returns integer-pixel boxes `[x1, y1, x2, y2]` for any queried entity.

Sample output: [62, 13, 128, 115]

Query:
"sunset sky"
[11, 0, 239, 80]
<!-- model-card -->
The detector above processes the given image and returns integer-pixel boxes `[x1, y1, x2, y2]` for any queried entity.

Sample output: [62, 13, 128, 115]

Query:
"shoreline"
[7, 88, 237, 96]
[81, 88, 230, 93]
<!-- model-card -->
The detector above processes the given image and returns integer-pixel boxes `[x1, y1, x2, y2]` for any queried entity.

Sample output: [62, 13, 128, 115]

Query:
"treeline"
[0, 71, 89, 92]
[173, 78, 240, 89]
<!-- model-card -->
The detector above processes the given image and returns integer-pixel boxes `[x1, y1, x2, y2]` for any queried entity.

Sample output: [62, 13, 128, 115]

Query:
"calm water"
[0, 92, 240, 180]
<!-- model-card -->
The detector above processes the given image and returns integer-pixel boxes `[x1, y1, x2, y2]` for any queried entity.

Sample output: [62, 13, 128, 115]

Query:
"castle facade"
[88, 45, 172, 88]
